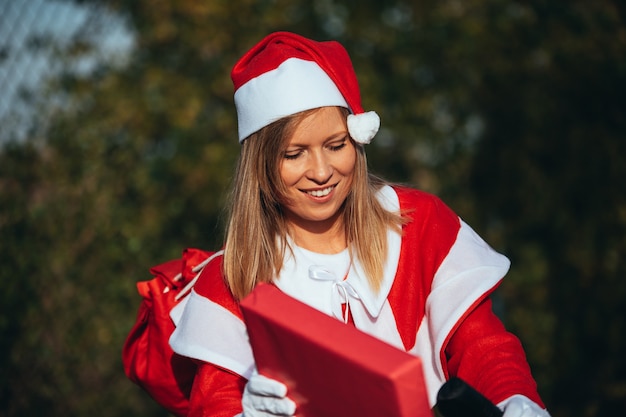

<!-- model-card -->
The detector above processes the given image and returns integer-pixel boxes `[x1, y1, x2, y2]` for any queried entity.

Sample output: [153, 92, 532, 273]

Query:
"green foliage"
[466, 3, 626, 415]
[1, 0, 624, 416]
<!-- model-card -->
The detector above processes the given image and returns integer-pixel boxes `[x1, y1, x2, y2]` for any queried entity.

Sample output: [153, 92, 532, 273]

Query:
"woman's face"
[279, 106, 356, 232]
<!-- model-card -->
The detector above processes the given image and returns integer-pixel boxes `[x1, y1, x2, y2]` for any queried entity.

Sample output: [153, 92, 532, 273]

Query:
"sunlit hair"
[223, 107, 403, 300]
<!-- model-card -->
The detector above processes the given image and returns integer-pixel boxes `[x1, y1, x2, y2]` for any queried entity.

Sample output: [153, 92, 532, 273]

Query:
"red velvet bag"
[122, 248, 218, 417]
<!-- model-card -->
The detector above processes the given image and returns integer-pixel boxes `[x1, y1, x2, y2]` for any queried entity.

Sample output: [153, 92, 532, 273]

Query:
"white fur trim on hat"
[234, 58, 349, 142]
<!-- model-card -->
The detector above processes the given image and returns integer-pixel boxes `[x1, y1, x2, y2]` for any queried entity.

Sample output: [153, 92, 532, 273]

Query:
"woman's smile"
[302, 184, 336, 198]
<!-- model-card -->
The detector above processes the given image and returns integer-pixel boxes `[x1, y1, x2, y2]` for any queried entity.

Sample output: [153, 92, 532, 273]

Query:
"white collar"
[274, 185, 401, 320]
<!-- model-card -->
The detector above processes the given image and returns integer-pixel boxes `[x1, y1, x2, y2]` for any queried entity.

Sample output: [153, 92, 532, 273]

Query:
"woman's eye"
[329, 140, 347, 152]
[283, 151, 301, 160]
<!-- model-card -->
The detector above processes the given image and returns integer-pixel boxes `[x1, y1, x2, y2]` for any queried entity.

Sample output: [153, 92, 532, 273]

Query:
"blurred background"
[1, 0, 624, 416]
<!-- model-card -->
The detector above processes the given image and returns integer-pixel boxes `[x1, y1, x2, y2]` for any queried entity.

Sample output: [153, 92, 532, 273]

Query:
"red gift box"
[240, 284, 433, 417]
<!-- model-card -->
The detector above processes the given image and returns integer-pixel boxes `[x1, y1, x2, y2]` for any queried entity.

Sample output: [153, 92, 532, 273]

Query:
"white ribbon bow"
[308, 265, 358, 323]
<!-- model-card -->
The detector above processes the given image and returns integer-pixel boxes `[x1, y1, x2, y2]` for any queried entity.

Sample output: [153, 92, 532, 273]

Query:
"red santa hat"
[231, 31, 380, 144]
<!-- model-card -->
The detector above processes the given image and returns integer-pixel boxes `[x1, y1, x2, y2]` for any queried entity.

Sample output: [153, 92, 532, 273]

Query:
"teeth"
[308, 186, 334, 197]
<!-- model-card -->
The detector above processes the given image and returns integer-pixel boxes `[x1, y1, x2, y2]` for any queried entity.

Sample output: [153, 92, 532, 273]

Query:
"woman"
[169, 32, 550, 417]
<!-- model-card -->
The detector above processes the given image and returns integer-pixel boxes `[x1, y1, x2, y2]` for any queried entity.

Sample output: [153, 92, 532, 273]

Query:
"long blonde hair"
[223, 107, 403, 300]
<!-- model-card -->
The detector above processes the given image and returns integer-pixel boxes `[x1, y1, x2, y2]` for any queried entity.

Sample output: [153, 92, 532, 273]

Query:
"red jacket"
[170, 186, 545, 416]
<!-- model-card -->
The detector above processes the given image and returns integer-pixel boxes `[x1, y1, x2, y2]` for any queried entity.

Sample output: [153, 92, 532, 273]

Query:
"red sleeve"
[444, 297, 545, 408]
[188, 362, 246, 417]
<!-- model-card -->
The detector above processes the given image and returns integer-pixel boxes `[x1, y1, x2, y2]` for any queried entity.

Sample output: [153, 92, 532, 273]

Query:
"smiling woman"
[278, 107, 357, 252]
[129, 31, 551, 417]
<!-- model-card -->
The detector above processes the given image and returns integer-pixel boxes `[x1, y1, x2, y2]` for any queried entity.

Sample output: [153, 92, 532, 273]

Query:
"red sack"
[122, 248, 220, 417]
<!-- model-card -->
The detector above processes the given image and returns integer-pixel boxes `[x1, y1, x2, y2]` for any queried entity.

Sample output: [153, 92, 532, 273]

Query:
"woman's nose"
[306, 152, 333, 183]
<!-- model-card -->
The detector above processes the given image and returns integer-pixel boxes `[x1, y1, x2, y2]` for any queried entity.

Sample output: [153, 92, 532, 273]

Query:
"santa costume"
[169, 32, 548, 416]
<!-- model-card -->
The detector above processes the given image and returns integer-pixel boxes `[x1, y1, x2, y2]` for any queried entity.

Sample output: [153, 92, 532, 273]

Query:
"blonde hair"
[223, 107, 403, 300]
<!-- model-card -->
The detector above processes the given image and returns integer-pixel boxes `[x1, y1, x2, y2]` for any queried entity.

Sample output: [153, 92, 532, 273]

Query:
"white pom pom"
[347, 111, 380, 144]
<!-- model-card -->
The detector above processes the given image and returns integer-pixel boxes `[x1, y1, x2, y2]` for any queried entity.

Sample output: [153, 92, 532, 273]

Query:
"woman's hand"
[241, 370, 296, 417]
[501, 395, 551, 417]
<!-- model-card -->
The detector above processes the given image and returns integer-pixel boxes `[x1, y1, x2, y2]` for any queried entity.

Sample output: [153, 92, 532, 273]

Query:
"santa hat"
[231, 32, 380, 144]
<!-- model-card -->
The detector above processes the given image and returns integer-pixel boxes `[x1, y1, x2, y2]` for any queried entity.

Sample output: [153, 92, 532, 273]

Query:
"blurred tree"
[466, 3, 626, 416]
[1, 0, 624, 416]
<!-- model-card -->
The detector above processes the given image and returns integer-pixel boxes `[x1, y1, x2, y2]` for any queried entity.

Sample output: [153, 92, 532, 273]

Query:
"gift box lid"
[240, 283, 433, 417]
